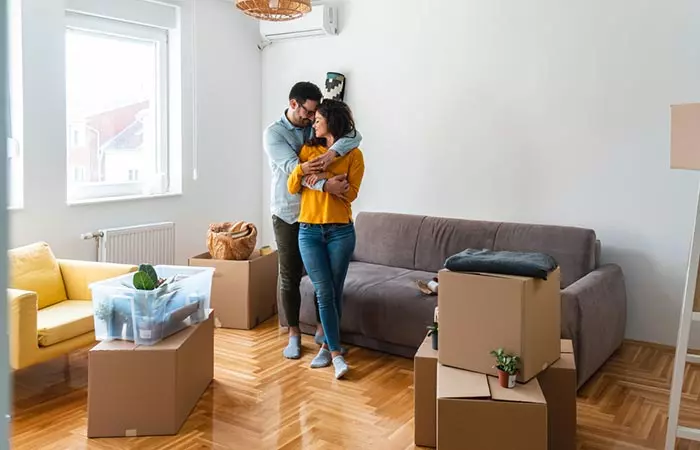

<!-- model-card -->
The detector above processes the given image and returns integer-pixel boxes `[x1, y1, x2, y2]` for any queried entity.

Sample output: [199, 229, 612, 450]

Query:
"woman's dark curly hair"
[308, 99, 357, 146]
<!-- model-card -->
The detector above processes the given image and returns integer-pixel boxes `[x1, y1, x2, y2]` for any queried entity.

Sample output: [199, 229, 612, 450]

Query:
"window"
[65, 12, 172, 203]
[7, 0, 23, 209]
[73, 166, 87, 182]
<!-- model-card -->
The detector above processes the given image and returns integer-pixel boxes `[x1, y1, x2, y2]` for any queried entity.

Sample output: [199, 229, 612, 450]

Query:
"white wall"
[261, 0, 700, 346]
[10, 0, 263, 265]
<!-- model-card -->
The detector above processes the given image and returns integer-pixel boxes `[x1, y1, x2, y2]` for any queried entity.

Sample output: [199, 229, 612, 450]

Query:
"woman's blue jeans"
[298, 223, 356, 353]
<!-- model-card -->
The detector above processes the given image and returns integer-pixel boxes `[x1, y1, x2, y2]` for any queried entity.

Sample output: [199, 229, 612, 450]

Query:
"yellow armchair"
[7, 242, 137, 370]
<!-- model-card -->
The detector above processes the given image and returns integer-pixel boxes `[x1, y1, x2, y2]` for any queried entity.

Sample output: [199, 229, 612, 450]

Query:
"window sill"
[66, 191, 182, 207]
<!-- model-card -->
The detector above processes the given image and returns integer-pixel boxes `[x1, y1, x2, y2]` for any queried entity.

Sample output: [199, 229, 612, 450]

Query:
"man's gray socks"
[283, 335, 301, 359]
[315, 330, 348, 355]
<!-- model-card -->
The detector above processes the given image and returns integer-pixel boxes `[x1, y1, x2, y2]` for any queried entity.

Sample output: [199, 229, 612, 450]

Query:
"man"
[263, 81, 362, 363]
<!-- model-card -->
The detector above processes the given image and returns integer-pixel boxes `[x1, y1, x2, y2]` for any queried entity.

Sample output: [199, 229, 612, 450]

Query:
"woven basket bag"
[207, 221, 258, 260]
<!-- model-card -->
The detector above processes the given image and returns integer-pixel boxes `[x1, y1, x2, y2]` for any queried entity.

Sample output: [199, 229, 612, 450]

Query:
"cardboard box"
[87, 312, 214, 438]
[438, 267, 561, 382]
[189, 250, 278, 329]
[437, 364, 547, 450]
[414, 334, 438, 448]
[538, 339, 577, 450]
[671, 103, 700, 170]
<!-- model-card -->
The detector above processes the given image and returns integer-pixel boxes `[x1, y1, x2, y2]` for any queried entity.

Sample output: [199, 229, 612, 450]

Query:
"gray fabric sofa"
[277, 212, 627, 388]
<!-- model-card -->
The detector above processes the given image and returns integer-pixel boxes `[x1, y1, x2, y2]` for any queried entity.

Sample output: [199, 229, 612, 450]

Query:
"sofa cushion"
[301, 262, 437, 348]
[37, 300, 94, 347]
[344, 269, 438, 349]
[300, 262, 412, 335]
[493, 223, 596, 288]
[352, 212, 425, 270]
[9, 242, 68, 309]
[414, 216, 501, 272]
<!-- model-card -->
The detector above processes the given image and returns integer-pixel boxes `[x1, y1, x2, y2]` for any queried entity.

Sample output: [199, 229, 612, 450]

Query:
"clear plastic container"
[90, 265, 215, 345]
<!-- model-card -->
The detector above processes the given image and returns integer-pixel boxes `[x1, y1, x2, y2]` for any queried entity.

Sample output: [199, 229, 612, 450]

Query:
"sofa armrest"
[58, 259, 137, 301]
[7, 288, 39, 370]
[561, 264, 627, 387]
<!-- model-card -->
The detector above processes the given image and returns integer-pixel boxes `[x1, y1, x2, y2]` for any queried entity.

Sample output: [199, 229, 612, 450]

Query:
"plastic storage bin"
[90, 265, 215, 345]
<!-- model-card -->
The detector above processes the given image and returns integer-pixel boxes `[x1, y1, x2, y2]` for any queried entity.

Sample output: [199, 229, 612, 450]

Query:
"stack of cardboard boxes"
[414, 267, 577, 449]
[87, 246, 280, 439]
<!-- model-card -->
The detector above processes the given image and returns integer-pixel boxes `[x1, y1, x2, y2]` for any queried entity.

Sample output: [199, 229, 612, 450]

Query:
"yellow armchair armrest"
[7, 288, 39, 370]
[58, 259, 137, 301]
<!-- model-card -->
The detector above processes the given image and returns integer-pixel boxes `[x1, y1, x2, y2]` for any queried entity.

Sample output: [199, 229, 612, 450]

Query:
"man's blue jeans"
[298, 223, 356, 353]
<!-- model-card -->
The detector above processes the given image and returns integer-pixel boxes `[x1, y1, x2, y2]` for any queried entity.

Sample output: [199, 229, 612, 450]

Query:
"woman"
[287, 99, 364, 379]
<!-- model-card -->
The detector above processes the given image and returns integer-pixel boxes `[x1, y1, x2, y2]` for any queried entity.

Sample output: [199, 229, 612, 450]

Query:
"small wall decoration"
[324, 72, 346, 101]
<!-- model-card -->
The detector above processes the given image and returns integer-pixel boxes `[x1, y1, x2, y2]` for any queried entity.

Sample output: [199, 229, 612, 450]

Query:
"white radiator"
[81, 222, 176, 265]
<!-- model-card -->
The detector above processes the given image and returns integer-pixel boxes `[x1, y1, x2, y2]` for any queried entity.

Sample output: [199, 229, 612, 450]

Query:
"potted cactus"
[490, 348, 520, 388]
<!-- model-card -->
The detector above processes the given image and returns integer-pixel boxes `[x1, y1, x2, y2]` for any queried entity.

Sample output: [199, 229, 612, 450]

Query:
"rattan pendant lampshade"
[236, 0, 311, 21]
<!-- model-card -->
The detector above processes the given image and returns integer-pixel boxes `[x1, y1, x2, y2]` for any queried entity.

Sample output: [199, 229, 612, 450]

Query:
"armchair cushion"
[37, 300, 94, 347]
[8, 289, 39, 369]
[9, 242, 67, 309]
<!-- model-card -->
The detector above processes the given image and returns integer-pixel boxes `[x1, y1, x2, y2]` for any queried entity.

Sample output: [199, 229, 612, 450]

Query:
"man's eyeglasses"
[298, 104, 316, 118]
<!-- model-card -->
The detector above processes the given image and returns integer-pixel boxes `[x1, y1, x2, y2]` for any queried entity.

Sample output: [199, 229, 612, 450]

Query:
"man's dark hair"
[289, 81, 322, 105]
[309, 99, 356, 146]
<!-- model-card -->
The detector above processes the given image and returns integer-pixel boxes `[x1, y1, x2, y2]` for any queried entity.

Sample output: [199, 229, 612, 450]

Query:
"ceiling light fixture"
[235, 0, 312, 22]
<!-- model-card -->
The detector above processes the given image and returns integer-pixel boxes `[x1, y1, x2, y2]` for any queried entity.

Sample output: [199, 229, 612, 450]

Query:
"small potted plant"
[427, 322, 438, 350]
[490, 348, 520, 389]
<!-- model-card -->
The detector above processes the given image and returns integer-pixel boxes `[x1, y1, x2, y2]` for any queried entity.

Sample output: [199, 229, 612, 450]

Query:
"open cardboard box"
[437, 364, 548, 449]
[189, 249, 278, 329]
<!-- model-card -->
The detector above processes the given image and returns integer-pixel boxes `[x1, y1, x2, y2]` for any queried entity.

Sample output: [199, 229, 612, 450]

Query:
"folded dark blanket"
[444, 249, 558, 280]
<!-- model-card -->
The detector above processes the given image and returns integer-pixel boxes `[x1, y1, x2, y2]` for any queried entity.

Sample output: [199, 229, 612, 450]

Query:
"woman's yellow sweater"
[288, 145, 365, 224]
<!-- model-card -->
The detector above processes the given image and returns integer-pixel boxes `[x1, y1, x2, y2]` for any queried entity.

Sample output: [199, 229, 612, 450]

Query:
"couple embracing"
[263, 81, 365, 379]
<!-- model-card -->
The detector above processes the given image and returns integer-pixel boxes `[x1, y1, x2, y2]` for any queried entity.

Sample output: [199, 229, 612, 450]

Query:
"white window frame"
[65, 11, 172, 204]
[7, 0, 23, 210]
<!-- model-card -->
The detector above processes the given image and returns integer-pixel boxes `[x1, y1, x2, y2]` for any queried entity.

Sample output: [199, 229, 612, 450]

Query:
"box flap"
[561, 339, 574, 354]
[415, 334, 438, 360]
[191, 253, 253, 266]
[437, 365, 490, 399]
[91, 340, 137, 352]
[440, 269, 531, 283]
[488, 377, 546, 404]
[550, 353, 576, 370]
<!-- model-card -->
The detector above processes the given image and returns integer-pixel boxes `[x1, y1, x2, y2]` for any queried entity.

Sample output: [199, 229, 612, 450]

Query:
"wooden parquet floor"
[8, 316, 700, 449]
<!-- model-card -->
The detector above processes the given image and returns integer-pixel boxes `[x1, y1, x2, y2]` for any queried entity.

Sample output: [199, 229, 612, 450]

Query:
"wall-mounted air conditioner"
[259, 4, 338, 48]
